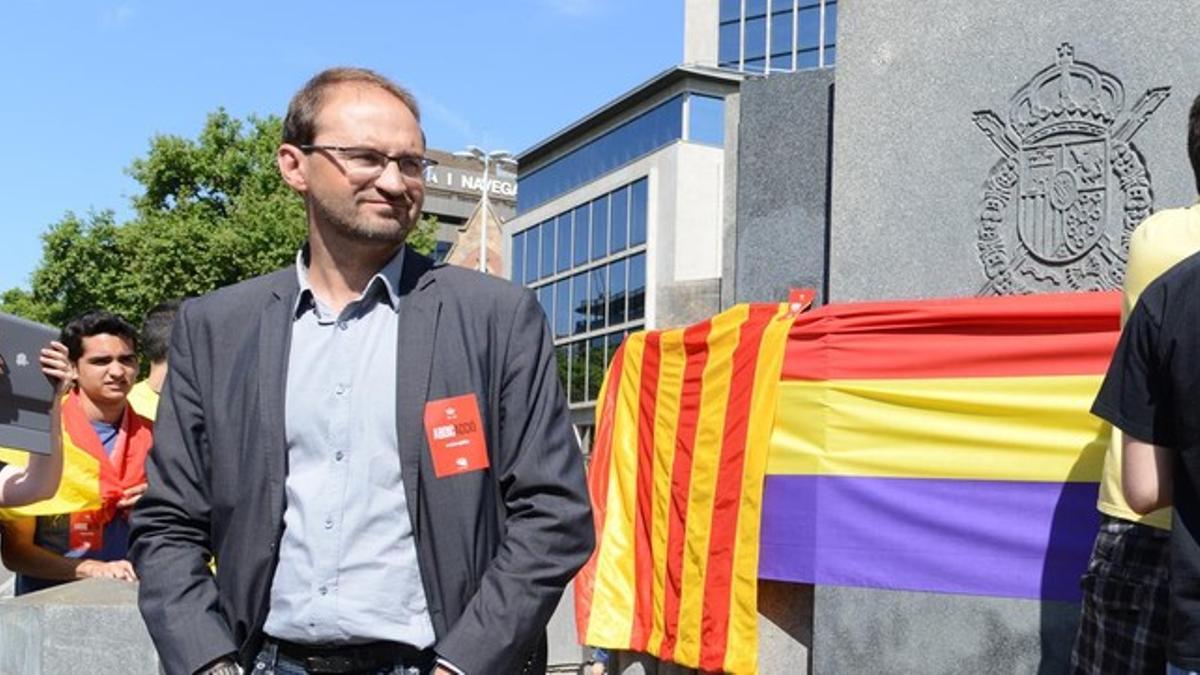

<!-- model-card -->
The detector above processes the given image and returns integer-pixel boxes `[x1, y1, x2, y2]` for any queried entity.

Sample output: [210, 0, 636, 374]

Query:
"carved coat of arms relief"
[973, 43, 1170, 295]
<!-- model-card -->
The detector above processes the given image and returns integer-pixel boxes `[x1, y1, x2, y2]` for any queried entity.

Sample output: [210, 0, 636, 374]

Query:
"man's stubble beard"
[309, 192, 416, 245]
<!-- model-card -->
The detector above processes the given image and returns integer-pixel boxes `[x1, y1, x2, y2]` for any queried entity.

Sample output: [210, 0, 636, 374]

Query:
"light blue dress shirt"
[263, 247, 436, 648]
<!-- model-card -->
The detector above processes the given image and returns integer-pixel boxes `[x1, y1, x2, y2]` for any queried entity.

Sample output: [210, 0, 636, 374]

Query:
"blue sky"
[0, 0, 681, 292]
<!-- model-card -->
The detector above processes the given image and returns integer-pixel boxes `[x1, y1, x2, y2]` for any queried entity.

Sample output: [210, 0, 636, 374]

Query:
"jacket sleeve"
[129, 303, 239, 675]
[435, 289, 596, 673]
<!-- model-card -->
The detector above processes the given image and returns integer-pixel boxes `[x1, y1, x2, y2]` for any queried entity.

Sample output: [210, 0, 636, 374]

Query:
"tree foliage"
[2, 109, 439, 327]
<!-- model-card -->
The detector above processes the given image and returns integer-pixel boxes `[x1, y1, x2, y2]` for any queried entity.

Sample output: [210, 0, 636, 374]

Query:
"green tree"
[2, 109, 440, 327]
[408, 214, 440, 258]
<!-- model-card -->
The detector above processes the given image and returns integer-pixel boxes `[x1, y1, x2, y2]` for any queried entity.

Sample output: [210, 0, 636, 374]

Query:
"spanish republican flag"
[0, 391, 152, 550]
[575, 302, 797, 675]
[759, 291, 1119, 601]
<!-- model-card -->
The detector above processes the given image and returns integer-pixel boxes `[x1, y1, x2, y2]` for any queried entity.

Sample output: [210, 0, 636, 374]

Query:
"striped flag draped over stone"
[576, 290, 1122, 672]
[575, 302, 796, 675]
[759, 290, 1120, 600]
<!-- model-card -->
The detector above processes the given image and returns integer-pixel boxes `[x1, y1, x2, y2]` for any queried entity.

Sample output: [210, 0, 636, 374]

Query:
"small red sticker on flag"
[424, 394, 490, 478]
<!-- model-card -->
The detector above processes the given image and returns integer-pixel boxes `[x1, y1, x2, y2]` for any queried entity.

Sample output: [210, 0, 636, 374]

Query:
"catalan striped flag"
[759, 290, 1120, 601]
[575, 302, 796, 674]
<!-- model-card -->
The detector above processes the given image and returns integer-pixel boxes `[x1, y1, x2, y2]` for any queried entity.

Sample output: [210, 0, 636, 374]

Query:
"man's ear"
[277, 144, 309, 193]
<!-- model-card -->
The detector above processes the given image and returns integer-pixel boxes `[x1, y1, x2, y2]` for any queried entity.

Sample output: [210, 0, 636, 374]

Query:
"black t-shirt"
[1093, 249, 1200, 669]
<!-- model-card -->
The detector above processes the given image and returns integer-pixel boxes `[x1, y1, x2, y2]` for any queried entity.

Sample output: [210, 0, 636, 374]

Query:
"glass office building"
[717, 0, 837, 72]
[508, 66, 742, 439]
[517, 93, 727, 214]
[513, 178, 648, 405]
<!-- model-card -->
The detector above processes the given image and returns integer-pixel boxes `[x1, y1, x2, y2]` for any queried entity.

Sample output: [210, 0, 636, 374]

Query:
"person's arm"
[1122, 432, 1173, 514]
[0, 517, 136, 581]
[128, 303, 239, 675]
[434, 290, 595, 674]
[0, 341, 71, 506]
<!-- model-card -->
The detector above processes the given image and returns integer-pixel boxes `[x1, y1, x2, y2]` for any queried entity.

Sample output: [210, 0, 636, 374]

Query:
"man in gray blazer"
[129, 67, 594, 675]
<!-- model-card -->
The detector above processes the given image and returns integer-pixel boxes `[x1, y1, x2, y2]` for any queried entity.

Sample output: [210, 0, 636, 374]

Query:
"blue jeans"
[251, 641, 431, 675]
[1168, 664, 1200, 675]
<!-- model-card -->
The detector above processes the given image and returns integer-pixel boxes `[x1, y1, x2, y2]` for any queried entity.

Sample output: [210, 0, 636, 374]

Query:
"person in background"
[1095, 247, 1200, 673]
[0, 310, 152, 593]
[126, 300, 181, 421]
[1070, 93, 1200, 674]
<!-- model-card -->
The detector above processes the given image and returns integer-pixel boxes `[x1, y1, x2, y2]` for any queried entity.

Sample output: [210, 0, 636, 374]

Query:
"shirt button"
[335, 451, 344, 461]
[319, 586, 328, 595]
[337, 321, 348, 331]
[335, 385, 346, 396]
[324, 518, 334, 529]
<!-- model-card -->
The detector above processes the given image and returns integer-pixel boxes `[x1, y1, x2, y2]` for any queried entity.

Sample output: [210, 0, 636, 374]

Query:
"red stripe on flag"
[658, 320, 712, 661]
[630, 333, 661, 650]
[575, 342, 627, 642]
[699, 305, 776, 669]
[783, 291, 1120, 380]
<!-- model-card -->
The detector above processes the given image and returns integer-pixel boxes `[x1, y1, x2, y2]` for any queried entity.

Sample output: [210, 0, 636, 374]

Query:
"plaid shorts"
[1070, 515, 1170, 675]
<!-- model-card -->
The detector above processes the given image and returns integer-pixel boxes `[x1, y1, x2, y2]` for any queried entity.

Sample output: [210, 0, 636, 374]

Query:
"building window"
[718, 19, 740, 67]
[517, 96, 683, 213]
[523, 225, 539, 284]
[572, 204, 590, 266]
[687, 95, 725, 147]
[572, 273, 589, 336]
[610, 188, 629, 254]
[556, 213, 572, 273]
[591, 194, 609, 261]
[717, 0, 837, 73]
[720, 0, 743, 21]
[511, 231, 524, 281]
[555, 280, 570, 338]
[630, 178, 648, 245]
[512, 177, 650, 405]
[539, 219, 555, 280]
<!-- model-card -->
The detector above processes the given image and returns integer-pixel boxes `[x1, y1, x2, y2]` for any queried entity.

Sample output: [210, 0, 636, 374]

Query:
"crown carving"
[1008, 43, 1124, 143]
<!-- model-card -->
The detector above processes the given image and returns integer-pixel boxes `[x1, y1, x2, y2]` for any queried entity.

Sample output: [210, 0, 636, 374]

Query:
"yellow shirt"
[126, 380, 160, 422]
[1097, 202, 1200, 529]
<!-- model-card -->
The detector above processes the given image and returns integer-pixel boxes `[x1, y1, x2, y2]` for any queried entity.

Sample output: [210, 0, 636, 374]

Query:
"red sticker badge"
[423, 393, 490, 478]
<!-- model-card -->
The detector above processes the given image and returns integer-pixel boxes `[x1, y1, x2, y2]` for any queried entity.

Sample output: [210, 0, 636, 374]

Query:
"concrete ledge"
[0, 579, 159, 675]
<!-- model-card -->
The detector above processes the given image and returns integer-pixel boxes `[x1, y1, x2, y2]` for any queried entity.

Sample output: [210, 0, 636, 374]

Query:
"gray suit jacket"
[129, 248, 594, 675]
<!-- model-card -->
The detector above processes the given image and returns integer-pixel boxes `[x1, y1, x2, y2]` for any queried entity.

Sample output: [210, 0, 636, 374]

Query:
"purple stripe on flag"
[758, 474, 1099, 601]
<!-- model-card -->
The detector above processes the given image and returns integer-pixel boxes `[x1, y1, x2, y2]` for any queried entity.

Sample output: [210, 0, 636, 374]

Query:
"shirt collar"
[292, 244, 406, 319]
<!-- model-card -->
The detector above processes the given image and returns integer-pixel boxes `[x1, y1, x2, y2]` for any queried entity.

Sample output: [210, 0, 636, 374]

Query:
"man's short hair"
[141, 300, 181, 364]
[60, 310, 139, 362]
[282, 67, 421, 147]
[1189, 93, 1200, 195]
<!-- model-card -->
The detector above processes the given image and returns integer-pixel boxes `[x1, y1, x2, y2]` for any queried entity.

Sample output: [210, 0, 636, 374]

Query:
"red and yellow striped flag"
[0, 391, 153, 527]
[575, 302, 796, 674]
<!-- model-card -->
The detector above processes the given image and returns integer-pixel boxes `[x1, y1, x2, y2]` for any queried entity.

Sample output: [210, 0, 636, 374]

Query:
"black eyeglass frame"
[298, 144, 438, 178]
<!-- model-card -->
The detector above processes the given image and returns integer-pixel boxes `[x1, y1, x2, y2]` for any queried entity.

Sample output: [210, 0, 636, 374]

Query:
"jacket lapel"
[394, 249, 439, 538]
[258, 280, 297, 527]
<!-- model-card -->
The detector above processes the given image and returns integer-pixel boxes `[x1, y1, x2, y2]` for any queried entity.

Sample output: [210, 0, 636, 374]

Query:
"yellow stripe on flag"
[0, 438, 103, 519]
[585, 333, 645, 647]
[673, 304, 746, 666]
[723, 305, 793, 673]
[766, 374, 1107, 481]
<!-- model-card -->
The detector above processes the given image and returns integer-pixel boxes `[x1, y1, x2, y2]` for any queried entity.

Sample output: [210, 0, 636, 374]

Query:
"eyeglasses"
[299, 145, 438, 181]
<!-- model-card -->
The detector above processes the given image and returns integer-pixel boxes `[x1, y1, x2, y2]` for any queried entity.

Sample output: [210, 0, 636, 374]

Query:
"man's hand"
[117, 483, 148, 509]
[76, 559, 138, 582]
[39, 341, 73, 393]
